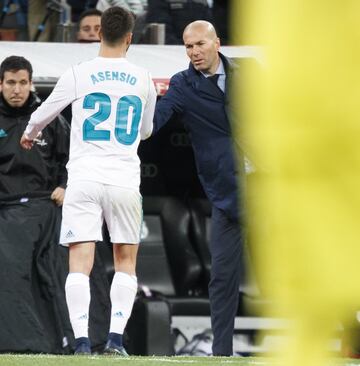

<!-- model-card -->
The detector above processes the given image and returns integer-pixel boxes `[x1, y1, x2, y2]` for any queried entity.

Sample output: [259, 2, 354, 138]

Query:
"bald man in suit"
[153, 21, 245, 356]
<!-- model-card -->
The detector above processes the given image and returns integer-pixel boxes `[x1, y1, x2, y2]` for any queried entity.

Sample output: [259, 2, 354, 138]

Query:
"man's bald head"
[182, 21, 220, 75]
[183, 20, 218, 41]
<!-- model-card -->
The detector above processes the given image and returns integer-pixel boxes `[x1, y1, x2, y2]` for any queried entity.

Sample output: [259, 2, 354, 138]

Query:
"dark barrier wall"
[139, 114, 206, 200]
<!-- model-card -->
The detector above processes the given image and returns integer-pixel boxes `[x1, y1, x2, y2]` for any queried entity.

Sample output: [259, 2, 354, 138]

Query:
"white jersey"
[25, 57, 157, 189]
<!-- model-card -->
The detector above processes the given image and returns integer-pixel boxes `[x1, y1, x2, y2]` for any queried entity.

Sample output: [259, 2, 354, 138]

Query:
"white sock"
[109, 272, 138, 334]
[65, 272, 90, 339]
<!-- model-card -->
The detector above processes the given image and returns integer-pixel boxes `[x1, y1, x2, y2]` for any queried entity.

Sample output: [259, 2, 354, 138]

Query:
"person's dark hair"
[78, 8, 102, 29]
[0, 56, 33, 82]
[101, 6, 135, 45]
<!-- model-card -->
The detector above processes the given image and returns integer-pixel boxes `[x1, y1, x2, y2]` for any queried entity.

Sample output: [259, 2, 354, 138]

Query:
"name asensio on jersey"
[90, 71, 137, 85]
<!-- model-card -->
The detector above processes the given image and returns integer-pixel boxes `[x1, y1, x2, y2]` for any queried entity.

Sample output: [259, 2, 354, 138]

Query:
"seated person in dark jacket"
[146, 0, 212, 44]
[0, 55, 71, 354]
[0, 55, 70, 203]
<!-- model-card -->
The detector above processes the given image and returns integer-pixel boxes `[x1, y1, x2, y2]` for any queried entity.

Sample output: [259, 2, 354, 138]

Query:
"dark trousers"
[0, 196, 71, 353]
[209, 206, 244, 356]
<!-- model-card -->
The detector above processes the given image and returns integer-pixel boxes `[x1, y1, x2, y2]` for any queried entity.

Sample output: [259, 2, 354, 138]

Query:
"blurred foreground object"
[233, 1, 360, 365]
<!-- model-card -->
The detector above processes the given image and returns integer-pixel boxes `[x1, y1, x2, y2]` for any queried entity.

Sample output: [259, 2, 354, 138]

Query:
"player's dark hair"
[78, 8, 102, 29]
[0, 55, 33, 81]
[101, 6, 135, 45]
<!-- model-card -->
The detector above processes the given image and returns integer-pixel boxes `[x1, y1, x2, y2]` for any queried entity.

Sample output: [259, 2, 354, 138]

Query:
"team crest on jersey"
[78, 313, 88, 320]
[34, 138, 48, 146]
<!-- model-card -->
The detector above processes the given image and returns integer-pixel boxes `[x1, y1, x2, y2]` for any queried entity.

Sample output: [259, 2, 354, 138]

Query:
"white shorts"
[60, 181, 142, 246]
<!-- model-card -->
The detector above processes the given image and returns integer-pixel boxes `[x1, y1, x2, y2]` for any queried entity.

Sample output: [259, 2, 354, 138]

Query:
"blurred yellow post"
[232, 1, 360, 365]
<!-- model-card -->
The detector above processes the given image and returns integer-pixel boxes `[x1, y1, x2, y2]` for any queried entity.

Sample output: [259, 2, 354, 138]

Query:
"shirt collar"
[201, 58, 225, 78]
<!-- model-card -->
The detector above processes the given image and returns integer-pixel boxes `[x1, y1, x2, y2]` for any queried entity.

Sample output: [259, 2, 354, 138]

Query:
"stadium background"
[2, 0, 360, 361]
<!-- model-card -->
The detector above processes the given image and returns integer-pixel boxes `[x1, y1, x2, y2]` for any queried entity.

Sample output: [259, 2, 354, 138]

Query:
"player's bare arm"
[20, 133, 34, 150]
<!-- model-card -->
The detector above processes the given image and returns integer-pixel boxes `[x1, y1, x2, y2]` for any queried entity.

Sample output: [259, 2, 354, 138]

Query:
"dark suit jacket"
[153, 52, 243, 221]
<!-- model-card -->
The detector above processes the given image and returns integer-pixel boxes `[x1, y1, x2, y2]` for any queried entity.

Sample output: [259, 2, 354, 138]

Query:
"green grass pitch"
[0, 355, 359, 366]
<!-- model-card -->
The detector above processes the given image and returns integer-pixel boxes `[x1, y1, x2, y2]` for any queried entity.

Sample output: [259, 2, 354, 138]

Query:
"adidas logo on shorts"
[65, 230, 75, 239]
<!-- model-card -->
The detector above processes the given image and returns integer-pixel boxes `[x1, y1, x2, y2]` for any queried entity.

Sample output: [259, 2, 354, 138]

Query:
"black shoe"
[74, 337, 91, 355]
[103, 340, 129, 357]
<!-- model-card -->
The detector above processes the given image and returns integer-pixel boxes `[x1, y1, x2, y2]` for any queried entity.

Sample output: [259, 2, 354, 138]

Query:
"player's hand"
[51, 187, 65, 206]
[20, 133, 34, 150]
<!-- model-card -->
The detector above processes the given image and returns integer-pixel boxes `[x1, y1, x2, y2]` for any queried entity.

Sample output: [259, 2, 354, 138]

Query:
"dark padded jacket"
[0, 92, 70, 199]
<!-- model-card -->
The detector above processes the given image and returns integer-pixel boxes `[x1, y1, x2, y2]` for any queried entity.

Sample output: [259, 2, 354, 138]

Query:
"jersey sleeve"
[140, 72, 157, 140]
[24, 67, 76, 140]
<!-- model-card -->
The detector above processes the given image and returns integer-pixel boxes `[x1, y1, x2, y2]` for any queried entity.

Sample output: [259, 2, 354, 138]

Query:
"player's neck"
[98, 44, 127, 58]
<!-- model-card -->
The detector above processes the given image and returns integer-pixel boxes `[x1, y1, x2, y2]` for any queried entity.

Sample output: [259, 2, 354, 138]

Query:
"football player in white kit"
[20, 6, 157, 356]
